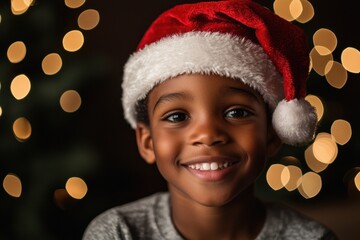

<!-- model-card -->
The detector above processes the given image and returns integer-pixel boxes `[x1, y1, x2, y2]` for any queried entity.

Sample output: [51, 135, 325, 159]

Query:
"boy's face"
[136, 74, 280, 207]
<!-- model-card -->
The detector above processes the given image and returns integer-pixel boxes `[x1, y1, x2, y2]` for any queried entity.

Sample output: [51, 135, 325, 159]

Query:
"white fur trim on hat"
[122, 31, 283, 129]
[272, 98, 317, 145]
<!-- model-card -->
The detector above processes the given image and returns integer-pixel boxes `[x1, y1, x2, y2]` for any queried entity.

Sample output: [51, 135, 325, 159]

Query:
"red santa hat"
[122, 0, 317, 145]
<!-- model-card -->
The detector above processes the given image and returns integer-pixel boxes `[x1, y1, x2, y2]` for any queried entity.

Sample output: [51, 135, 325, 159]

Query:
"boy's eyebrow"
[225, 86, 261, 103]
[153, 92, 191, 112]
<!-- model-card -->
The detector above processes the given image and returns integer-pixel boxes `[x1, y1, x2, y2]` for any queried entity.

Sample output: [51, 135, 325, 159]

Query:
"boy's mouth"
[181, 156, 241, 181]
[186, 161, 234, 171]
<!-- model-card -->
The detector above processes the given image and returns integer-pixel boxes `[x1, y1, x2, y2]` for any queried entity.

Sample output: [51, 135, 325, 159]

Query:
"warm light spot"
[298, 172, 322, 199]
[10, 74, 31, 100]
[7, 41, 26, 63]
[295, 0, 314, 23]
[304, 144, 329, 173]
[280, 167, 290, 187]
[54, 188, 78, 209]
[11, 0, 33, 15]
[310, 47, 333, 76]
[289, 0, 303, 20]
[355, 172, 360, 191]
[281, 156, 301, 166]
[273, 0, 294, 21]
[305, 95, 324, 121]
[266, 164, 286, 190]
[325, 61, 348, 89]
[283, 165, 302, 191]
[65, 0, 85, 9]
[341, 47, 360, 73]
[63, 30, 84, 52]
[3, 173, 22, 198]
[42, 53, 63, 75]
[313, 28, 337, 54]
[65, 177, 88, 199]
[314, 45, 332, 56]
[331, 119, 352, 145]
[313, 133, 338, 164]
[0, 106, 3, 117]
[13, 117, 32, 141]
[60, 90, 82, 113]
[78, 9, 100, 30]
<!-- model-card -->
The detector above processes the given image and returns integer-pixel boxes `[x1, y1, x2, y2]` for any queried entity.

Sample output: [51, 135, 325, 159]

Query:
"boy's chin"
[173, 186, 254, 208]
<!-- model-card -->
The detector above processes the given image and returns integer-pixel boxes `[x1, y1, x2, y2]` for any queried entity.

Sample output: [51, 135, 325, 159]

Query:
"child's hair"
[134, 97, 149, 125]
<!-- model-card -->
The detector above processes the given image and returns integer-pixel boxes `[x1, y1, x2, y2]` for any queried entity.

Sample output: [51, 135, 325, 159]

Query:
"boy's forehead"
[149, 74, 262, 100]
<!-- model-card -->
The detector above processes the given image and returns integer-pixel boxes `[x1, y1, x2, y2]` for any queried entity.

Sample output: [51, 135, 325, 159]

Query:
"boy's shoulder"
[257, 202, 338, 240]
[82, 192, 182, 240]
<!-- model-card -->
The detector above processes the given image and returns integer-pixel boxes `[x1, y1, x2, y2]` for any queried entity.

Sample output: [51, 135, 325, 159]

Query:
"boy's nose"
[189, 116, 229, 147]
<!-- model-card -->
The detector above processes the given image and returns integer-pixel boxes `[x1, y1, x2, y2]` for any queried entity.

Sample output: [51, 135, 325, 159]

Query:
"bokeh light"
[295, 0, 314, 23]
[62, 30, 84, 52]
[341, 47, 360, 73]
[298, 172, 322, 199]
[274, 0, 314, 23]
[305, 95, 324, 121]
[310, 47, 333, 76]
[325, 61, 348, 89]
[3, 173, 22, 198]
[65, 177, 88, 199]
[0, 106, 3, 117]
[65, 0, 85, 9]
[59, 90, 82, 113]
[289, 0, 303, 19]
[7, 41, 26, 63]
[10, 74, 31, 100]
[355, 172, 360, 191]
[78, 9, 100, 30]
[281, 156, 301, 167]
[305, 144, 329, 173]
[273, 0, 295, 21]
[313, 28, 337, 55]
[11, 0, 33, 15]
[42, 53, 63, 75]
[54, 189, 77, 210]
[331, 119, 352, 145]
[13, 117, 32, 142]
[284, 165, 303, 191]
[313, 132, 338, 164]
[266, 164, 286, 190]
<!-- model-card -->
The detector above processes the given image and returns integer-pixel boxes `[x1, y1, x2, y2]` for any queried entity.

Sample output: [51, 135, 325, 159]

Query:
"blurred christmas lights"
[78, 9, 100, 30]
[63, 30, 84, 52]
[42, 53, 63, 75]
[3, 173, 22, 198]
[65, 0, 85, 9]
[7, 41, 26, 63]
[60, 90, 82, 113]
[65, 177, 88, 199]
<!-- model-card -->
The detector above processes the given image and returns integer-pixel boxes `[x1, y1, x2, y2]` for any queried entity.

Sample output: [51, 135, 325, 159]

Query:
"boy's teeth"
[188, 162, 232, 171]
[210, 162, 218, 170]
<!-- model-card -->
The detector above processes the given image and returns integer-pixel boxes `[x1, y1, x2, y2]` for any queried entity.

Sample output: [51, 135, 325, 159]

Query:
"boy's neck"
[169, 186, 266, 240]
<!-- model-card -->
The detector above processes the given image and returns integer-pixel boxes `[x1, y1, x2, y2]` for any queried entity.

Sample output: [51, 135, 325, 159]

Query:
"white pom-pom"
[272, 98, 317, 145]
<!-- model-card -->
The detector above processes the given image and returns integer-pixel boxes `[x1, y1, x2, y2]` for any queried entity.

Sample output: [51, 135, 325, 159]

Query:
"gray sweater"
[83, 192, 337, 240]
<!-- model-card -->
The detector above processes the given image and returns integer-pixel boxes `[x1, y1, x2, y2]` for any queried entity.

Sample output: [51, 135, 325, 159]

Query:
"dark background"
[0, 0, 359, 239]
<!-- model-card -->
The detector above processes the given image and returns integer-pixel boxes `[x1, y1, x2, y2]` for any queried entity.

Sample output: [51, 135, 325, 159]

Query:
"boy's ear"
[266, 124, 283, 158]
[135, 123, 156, 164]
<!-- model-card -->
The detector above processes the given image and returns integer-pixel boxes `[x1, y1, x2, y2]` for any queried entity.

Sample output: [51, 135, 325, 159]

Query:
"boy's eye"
[163, 112, 189, 123]
[225, 108, 252, 119]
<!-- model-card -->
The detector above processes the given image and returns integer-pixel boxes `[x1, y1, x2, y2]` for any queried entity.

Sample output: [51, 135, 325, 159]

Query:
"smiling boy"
[83, 0, 337, 239]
